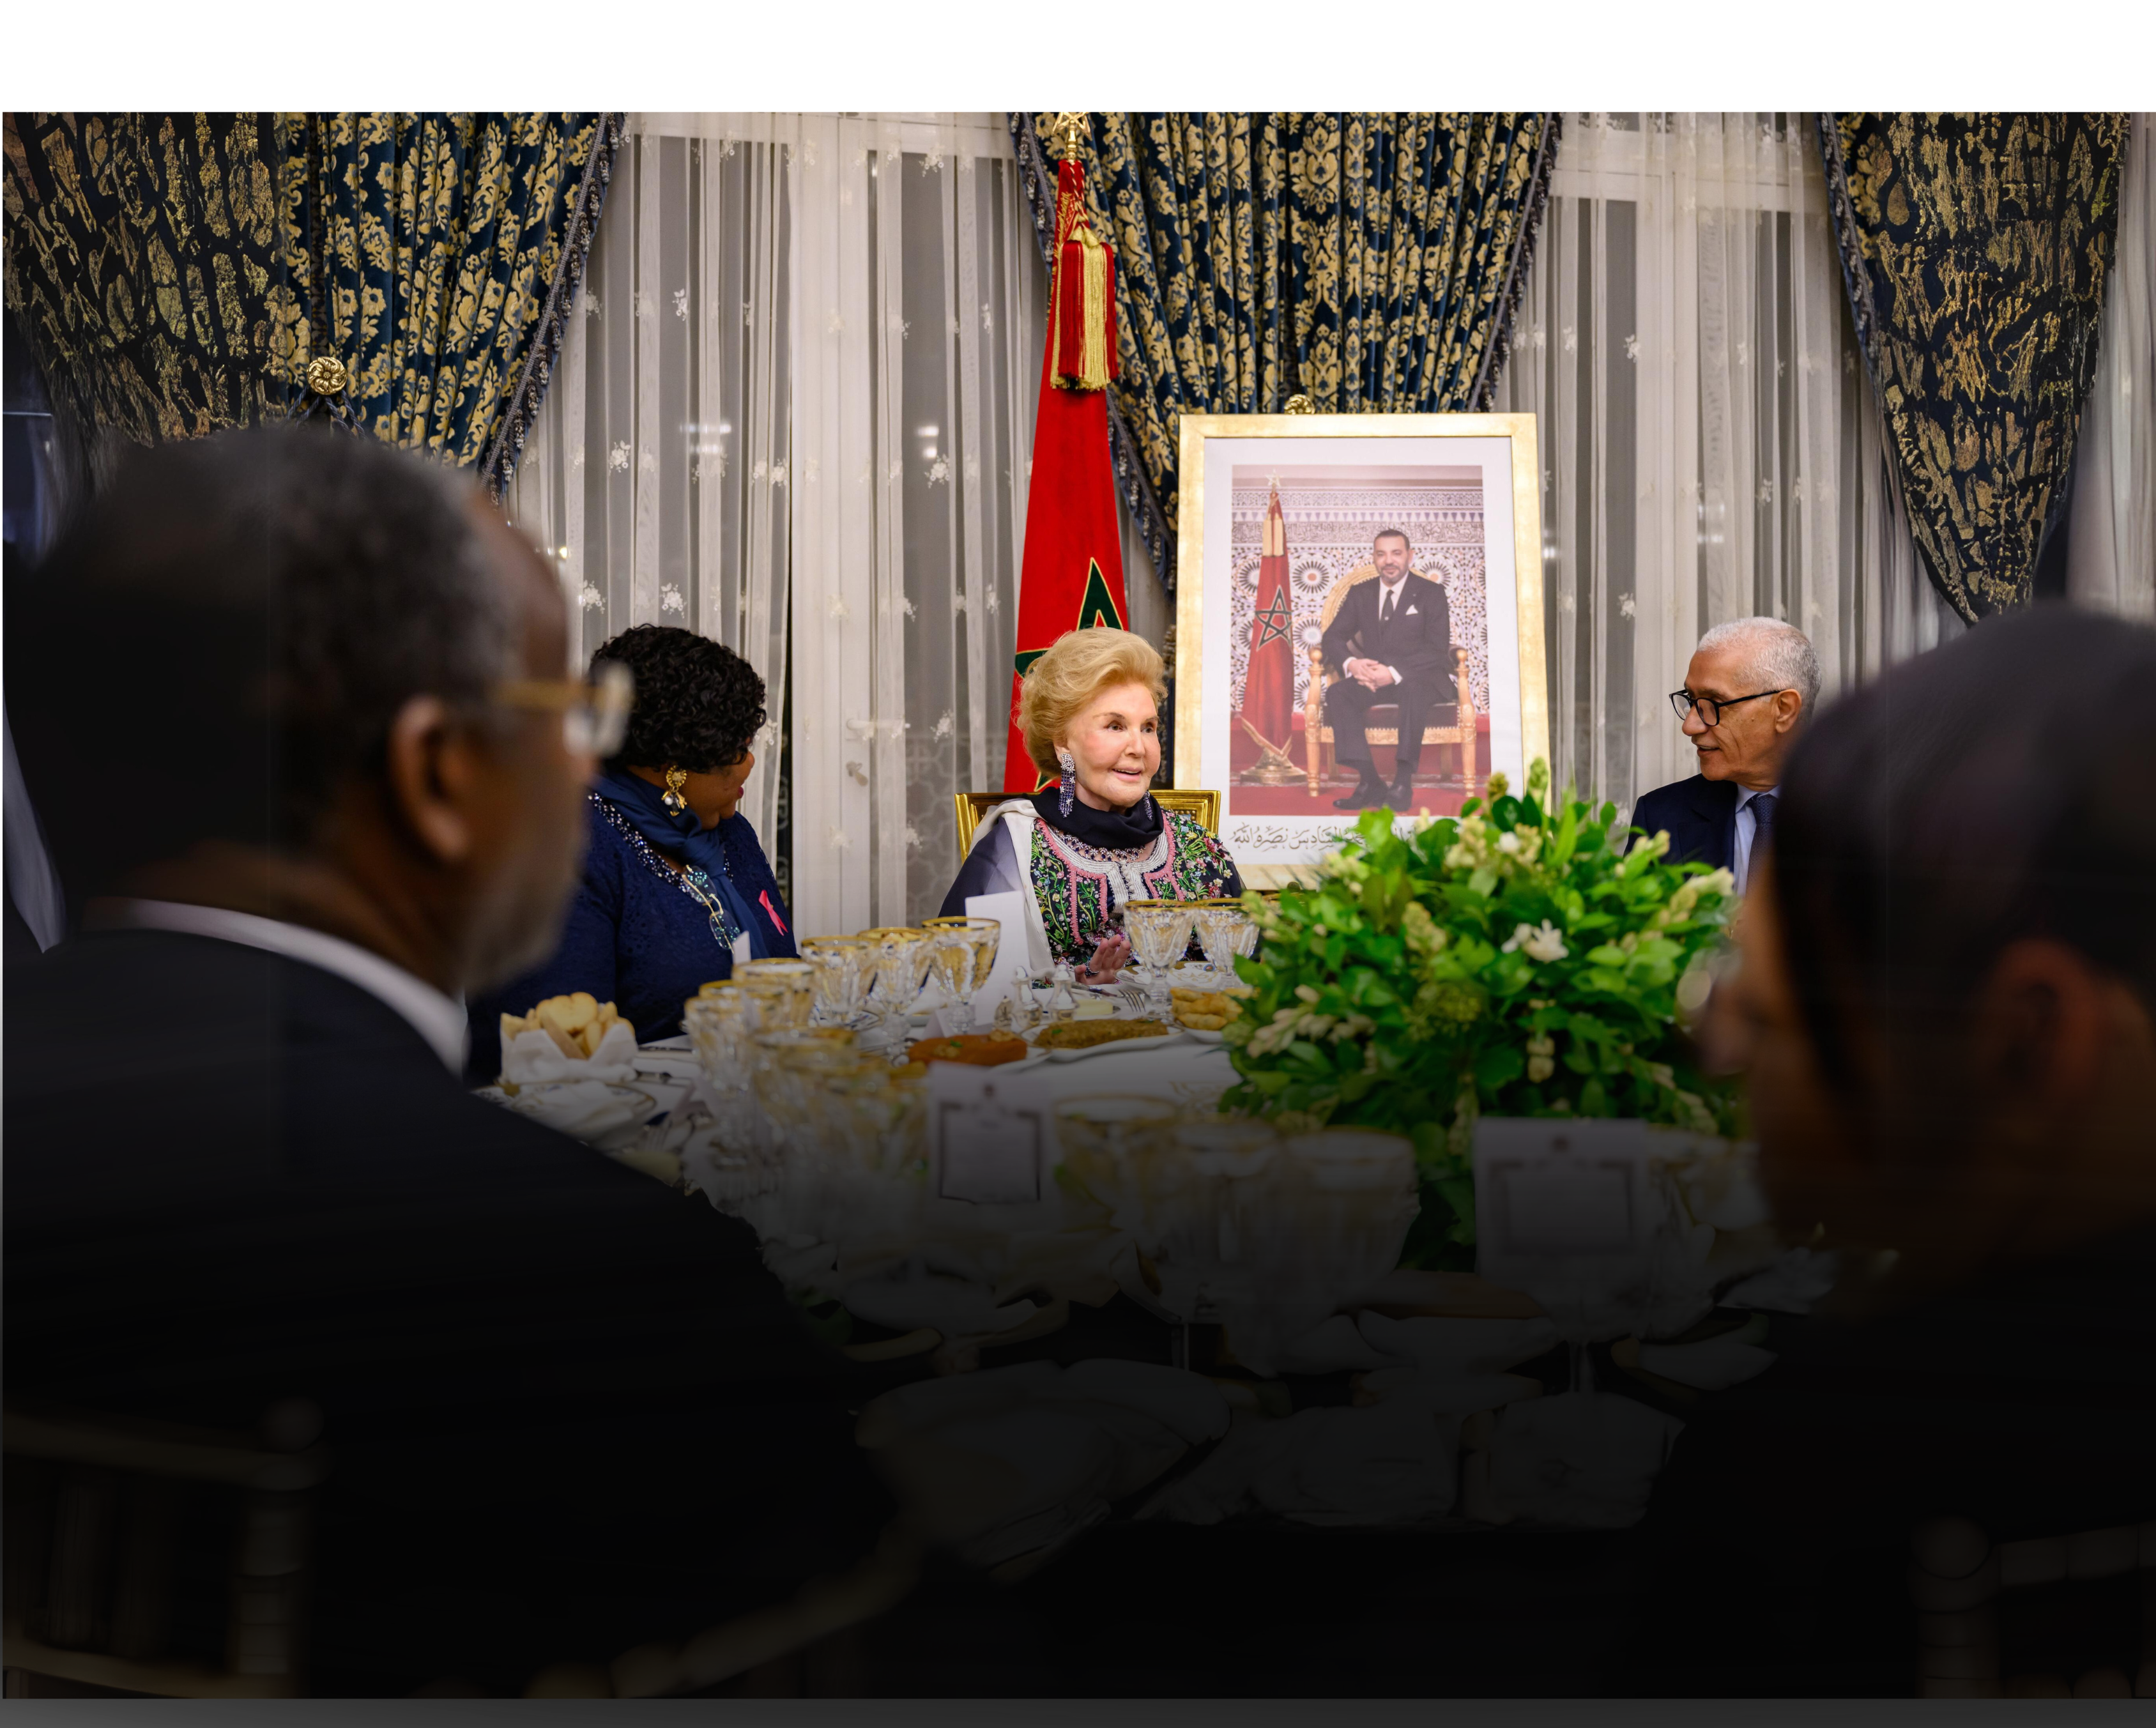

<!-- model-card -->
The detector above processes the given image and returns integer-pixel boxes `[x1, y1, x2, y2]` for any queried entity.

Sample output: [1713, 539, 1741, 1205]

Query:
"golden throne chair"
[1302, 565, 1479, 798]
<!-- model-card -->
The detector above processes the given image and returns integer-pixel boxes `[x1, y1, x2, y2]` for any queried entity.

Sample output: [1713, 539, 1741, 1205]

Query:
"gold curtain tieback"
[305, 355, 349, 397]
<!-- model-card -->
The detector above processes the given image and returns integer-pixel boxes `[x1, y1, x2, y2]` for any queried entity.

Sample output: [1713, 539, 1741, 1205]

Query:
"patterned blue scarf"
[595, 768, 767, 959]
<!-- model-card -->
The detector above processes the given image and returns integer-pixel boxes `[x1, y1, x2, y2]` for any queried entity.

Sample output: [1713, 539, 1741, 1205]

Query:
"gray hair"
[1696, 616, 1820, 712]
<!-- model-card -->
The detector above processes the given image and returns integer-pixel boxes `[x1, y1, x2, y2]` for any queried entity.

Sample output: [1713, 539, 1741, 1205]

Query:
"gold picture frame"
[1172, 413, 1548, 883]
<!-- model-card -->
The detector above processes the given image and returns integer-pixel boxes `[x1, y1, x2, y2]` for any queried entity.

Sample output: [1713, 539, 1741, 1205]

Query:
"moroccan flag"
[1003, 153, 1130, 792]
[1239, 481, 1296, 757]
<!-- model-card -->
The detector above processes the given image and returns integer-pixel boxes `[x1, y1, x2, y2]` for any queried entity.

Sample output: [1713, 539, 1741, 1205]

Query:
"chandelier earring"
[1057, 748, 1078, 820]
[660, 765, 689, 817]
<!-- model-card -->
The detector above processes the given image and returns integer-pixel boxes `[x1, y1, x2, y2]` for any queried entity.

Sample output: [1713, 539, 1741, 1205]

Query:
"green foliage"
[1221, 761, 1740, 1267]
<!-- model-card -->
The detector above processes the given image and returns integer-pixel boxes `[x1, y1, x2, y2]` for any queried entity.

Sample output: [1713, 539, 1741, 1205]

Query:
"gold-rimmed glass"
[918, 916, 1002, 1034]
[799, 937, 873, 1028]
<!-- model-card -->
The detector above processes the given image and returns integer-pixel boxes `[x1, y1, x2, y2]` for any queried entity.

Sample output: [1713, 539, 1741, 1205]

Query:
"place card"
[1473, 1117, 1657, 1281]
[926, 1062, 1056, 1207]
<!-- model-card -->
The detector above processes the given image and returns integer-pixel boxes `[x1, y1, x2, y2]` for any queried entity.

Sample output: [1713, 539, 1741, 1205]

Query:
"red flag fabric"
[1240, 482, 1295, 754]
[1004, 158, 1131, 792]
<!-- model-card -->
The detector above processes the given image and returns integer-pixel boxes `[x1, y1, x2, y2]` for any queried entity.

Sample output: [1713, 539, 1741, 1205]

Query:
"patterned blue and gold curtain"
[1012, 112, 1559, 586]
[1820, 113, 2127, 621]
[276, 113, 619, 491]
[2, 114, 292, 455]
[3, 112, 619, 496]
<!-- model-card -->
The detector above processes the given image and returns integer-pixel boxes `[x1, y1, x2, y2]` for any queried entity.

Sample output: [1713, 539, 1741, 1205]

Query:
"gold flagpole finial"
[1050, 112, 1087, 163]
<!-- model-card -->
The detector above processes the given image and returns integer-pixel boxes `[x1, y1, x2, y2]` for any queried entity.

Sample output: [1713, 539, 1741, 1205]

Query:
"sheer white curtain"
[506, 119, 794, 853]
[2068, 114, 2155, 618]
[1496, 112, 1957, 815]
[508, 114, 1049, 933]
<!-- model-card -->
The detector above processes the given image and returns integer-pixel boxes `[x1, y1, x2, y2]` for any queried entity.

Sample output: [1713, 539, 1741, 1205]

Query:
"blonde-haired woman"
[938, 627, 1241, 981]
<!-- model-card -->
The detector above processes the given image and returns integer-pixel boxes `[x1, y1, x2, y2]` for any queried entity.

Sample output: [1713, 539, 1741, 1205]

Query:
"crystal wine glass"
[1120, 898, 1198, 1020]
[918, 916, 1001, 1033]
[799, 937, 871, 1028]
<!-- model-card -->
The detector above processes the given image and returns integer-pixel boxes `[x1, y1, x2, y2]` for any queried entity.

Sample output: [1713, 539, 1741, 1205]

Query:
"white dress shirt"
[86, 898, 469, 1073]
[1732, 784, 1777, 896]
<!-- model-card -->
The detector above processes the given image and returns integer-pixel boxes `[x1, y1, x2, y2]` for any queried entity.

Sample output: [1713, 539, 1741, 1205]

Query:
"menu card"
[926, 1062, 1057, 1207]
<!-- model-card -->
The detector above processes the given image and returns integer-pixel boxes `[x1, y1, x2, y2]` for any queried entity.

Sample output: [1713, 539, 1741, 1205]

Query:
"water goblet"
[859, 928, 935, 1053]
[918, 916, 1001, 1034]
[1120, 899, 1198, 1019]
[799, 937, 872, 1029]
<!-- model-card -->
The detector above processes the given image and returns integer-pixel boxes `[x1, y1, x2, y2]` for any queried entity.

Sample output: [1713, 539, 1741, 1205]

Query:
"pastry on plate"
[1036, 1017, 1170, 1050]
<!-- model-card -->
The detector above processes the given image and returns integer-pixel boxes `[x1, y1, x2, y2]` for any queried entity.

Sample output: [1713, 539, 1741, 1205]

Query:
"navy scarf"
[596, 768, 770, 960]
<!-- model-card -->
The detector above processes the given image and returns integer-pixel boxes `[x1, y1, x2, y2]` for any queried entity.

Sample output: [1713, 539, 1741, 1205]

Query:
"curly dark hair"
[593, 624, 767, 772]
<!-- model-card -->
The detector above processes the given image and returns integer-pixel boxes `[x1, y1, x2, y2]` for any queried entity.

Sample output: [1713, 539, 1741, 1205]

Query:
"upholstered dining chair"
[952, 789, 1221, 856]
[1302, 563, 1479, 799]
[1908, 1512, 2156, 1697]
[3, 1401, 330, 1698]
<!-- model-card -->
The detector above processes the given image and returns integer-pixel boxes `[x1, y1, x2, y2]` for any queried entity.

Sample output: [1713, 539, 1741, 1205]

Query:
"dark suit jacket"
[1627, 773, 1738, 870]
[3, 930, 894, 1695]
[1319, 573, 1453, 689]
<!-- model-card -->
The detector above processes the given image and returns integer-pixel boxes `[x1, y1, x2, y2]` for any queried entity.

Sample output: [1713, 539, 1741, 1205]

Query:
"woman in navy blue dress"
[468, 625, 794, 1079]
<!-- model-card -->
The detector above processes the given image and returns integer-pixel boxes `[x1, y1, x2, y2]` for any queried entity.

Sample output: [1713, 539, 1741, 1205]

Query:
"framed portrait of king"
[1172, 413, 1548, 882]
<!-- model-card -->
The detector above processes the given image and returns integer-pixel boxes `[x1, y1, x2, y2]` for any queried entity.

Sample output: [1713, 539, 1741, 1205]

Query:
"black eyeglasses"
[1669, 687, 1789, 726]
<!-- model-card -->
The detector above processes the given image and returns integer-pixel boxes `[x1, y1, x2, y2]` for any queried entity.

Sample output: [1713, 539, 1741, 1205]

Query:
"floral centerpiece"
[1221, 761, 1741, 1269]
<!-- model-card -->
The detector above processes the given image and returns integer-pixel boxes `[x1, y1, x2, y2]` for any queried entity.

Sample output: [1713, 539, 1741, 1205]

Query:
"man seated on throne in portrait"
[1319, 528, 1454, 811]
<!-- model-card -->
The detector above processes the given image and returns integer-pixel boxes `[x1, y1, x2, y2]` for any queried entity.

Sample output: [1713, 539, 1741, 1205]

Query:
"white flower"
[963, 455, 980, 484]
[901, 596, 917, 620]
[770, 461, 788, 489]
[583, 292, 602, 316]
[1495, 831, 1523, 856]
[902, 823, 922, 849]
[932, 710, 954, 740]
[926, 456, 950, 486]
[920, 148, 944, 174]
[1623, 333, 1639, 362]
[673, 287, 689, 322]
[981, 302, 994, 333]
[1618, 592, 1636, 619]
[608, 441, 631, 473]
[984, 588, 998, 615]
[638, 449, 657, 473]
[577, 583, 603, 610]
[827, 309, 845, 334]
[1501, 921, 1569, 964]
[827, 826, 852, 853]
[1562, 324, 1577, 354]
[661, 584, 685, 615]
[827, 594, 851, 622]
[802, 457, 820, 484]
[887, 459, 903, 485]
[570, 446, 585, 470]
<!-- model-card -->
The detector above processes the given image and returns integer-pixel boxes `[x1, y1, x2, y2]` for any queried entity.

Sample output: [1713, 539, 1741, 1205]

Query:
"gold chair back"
[954, 789, 1221, 855]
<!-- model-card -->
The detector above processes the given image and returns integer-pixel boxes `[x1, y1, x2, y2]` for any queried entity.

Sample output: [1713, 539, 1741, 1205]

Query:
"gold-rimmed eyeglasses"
[1669, 687, 1789, 727]
[494, 661, 634, 757]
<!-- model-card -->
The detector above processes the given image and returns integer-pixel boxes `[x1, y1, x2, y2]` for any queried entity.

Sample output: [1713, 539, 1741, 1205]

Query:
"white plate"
[1040, 1031, 1187, 1062]
[1177, 1027, 1225, 1044]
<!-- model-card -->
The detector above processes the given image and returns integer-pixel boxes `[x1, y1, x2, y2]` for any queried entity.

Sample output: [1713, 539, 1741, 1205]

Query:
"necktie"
[1748, 790, 1777, 843]
[1380, 586, 1396, 625]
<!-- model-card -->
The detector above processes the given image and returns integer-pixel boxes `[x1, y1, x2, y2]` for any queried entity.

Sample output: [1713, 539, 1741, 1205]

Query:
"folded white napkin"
[1723, 1246, 1840, 1315]
[508, 1079, 650, 1147]
[502, 1021, 640, 1085]
[1486, 1392, 1685, 1529]
[1635, 1313, 1777, 1390]
[857, 1360, 1231, 1568]
[1251, 1404, 1460, 1526]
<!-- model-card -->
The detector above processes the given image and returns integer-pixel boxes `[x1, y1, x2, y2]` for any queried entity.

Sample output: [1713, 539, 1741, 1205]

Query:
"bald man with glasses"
[1629, 616, 1819, 893]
